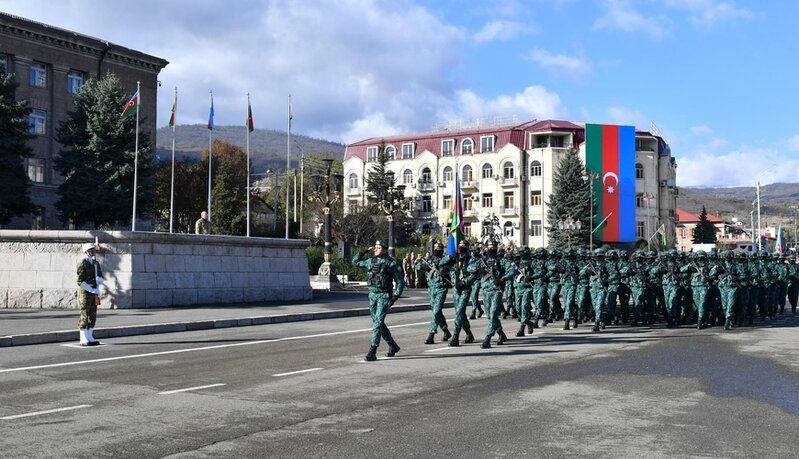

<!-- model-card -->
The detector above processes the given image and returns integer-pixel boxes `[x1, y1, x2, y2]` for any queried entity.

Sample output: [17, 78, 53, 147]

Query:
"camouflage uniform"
[416, 242, 454, 344]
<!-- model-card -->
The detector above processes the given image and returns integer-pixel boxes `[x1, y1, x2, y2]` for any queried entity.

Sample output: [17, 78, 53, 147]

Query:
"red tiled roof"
[676, 208, 724, 223]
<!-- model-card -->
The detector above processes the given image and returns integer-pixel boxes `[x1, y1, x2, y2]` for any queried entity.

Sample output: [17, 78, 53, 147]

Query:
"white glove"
[96, 276, 104, 284]
[80, 282, 94, 294]
[98, 285, 107, 297]
[92, 288, 100, 295]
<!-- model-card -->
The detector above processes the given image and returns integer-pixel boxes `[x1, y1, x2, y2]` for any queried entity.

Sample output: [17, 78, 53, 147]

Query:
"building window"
[442, 139, 454, 156]
[463, 222, 471, 236]
[385, 145, 396, 161]
[27, 158, 45, 183]
[481, 164, 493, 179]
[464, 196, 473, 210]
[442, 166, 453, 182]
[530, 220, 542, 237]
[366, 146, 378, 162]
[503, 191, 515, 209]
[636, 163, 644, 179]
[503, 161, 515, 179]
[67, 70, 84, 94]
[482, 193, 493, 208]
[29, 62, 47, 87]
[403, 169, 413, 185]
[530, 161, 542, 177]
[0, 55, 7, 74]
[462, 138, 474, 155]
[443, 195, 452, 209]
[480, 135, 494, 153]
[636, 221, 645, 238]
[402, 143, 415, 159]
[680, 228, 686, 239]
[530, 190, 542, 206]
[29, 109, 46, 135]
[636, 193, 644, 208]
[462, 165, 473, 181]
[32, 207, 45, 230]
[421, 167, 432, 184]
[504, 221, 514, 237]
[422, 195, 432, 212]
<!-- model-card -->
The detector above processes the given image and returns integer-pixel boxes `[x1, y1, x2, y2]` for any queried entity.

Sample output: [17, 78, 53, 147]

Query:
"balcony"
[462, 209, 478, 218]
[346, 187, 361, 196]
[499, 206, 518, 216]
[498, 177, 519, 187]
[460, 180, 478, 189]
[417, 182, 435, 192]
[414, 210, 435, 219]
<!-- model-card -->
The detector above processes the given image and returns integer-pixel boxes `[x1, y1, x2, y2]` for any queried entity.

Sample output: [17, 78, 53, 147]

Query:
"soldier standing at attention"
[402, 253, 414, 288]
[194, 210, 211, 234]
[352, 240, 404, 362]
[416, 241, 454, 344]
[77, 242, 104, 346]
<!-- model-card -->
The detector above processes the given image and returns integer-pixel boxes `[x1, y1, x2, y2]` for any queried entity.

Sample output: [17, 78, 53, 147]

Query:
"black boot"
[592, 323, 600, 333]
[724, 318, 732, 330]
[442, 328, 452, 341]
[464, 331, 475, 344]
[477, 307, 484, 318]
[497, 331, 507, 345]
[572, 319, 578, 329]
[480, 336, 492, 349]
[469, 311, 476, 320]
[365, 346, 377, 362]
[448, 335, 460, 347]
[563, 320, 570, 331]
[424, 333, 435, 344]
[387, 341, 401, 357]
[515, 324, 525, 337]
[527, 322, 533, 334]
[533, 318, 540, 329]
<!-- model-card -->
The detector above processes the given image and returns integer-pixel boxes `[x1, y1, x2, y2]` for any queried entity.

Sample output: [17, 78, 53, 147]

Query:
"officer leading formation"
[352, 240, 798, 360]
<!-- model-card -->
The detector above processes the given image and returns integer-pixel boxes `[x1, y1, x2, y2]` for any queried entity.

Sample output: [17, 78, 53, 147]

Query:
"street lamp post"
[582, 170, 600, 250]
[377, 182, 410, 257]
[310, 158, 344, 281]
[557, 216, 582, 248]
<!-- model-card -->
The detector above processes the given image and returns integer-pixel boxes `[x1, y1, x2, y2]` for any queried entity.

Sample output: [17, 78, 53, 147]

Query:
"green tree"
[0, 71, 36, 224]
[546, 149, 593, 249]
[53, 74, 153, 228]
[153, 158, 206, 233]
[692, 206, 718, 244]
[364, 140, 392, 202]
[208, 140, 248, 236]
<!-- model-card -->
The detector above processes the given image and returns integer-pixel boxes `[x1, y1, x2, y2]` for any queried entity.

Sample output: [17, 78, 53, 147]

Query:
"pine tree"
[364, 140, 392, 203]
[0, 71, 36, 224]
[53, 74, 153, 228]
[546, 149, 593, 249]
[209, 140, 248, 236]
[692, 206, 718, 244]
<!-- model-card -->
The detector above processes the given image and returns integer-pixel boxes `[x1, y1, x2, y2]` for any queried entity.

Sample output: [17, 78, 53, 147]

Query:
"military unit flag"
[168, 92, 177, 129]
[585, 123, 636, 243]
[446, 169, 465, 256]
[247, 100, 255, 133]
[207, 92, 214, 130]
[656, 223, 668, 245]
[121, 90, 139, 119]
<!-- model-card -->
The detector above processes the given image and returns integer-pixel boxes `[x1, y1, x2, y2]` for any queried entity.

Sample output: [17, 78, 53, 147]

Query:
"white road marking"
[158, 383, 226, 395]
[60, 343, 112, 349]
[272, 367, 323, 377]
[1, 404, 92, 420]
[424, 346, 456, 353]
[0, 321, 429, 374]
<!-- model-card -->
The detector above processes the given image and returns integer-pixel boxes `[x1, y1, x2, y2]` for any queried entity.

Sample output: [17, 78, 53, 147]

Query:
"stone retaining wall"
[0, 230, 311, 309]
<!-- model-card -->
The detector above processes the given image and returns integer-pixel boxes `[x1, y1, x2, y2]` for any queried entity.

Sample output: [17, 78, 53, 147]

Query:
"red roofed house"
[675, 208, 726, 252]
[343, 119, 679, 249]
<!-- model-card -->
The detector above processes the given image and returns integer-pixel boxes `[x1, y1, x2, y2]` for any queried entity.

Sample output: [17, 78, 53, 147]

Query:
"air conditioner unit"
[438, 181, 445, 187]
[411, 183, 416, 188]
[512, 222, 520, 229]
[660, 180, 667, 187]
[494, 175, 500, 180]
[471, 194, 480, 201]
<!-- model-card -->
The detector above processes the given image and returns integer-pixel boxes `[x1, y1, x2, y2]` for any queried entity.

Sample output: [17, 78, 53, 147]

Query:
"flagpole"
[131, 81, 140, 231]
[207, 90, 213, 225]
[285, 94, 291, 239]
[169, 87, 177, 233]
[293, 170, 297, 223]
[299, 149, 304, 234]
[246, 93, 251, 237]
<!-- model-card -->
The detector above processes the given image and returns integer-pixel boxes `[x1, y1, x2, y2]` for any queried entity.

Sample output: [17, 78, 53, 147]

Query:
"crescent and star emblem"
[603, 172, 619, 194]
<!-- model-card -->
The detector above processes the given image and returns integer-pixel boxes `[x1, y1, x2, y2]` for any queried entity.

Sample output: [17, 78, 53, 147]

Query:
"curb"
[0, 302, 440, 348]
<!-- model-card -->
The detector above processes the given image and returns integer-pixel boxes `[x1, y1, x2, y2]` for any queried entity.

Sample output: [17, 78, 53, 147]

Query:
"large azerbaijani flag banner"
[585, 123, 636, 243]
[446, 170, 465, 256]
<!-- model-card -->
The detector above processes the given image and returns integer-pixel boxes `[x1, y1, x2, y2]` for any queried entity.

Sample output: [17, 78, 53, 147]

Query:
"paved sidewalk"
[0, 288, 440, 347]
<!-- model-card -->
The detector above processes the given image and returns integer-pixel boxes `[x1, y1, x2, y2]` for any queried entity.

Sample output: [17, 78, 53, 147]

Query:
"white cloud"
[677, 145, 799, 187]
[690, 124, 713, 135]
[449, 86, 564, 122]
[528, 49, 591, 78]
[592, 0, 667, 40]
[665, 0, 756, 28]
[474, 20, 534, 43]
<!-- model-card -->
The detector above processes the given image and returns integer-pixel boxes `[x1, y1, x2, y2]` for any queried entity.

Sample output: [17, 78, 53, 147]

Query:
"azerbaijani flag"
[446, 169, 465, 256]
[121, 90, 139, 119]
[776, 226, 783, 254]
[167, 92, 177, 130]
[207, 92, 214, 130]
[656, 223, 668, 245]
[247, 101, 255, 133]
[585, 123, 636, 243]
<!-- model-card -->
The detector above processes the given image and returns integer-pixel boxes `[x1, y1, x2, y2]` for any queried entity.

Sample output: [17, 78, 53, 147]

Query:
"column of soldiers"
[356, 240, 799, 360]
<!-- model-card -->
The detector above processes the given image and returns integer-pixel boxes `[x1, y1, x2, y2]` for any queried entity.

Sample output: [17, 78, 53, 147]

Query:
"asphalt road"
[2, 309, 798, 458]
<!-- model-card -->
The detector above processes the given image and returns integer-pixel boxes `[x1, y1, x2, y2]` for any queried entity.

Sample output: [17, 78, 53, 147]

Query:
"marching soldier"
[352, 240, 404, 361]
[448, 240, 478, 346]
[468, 245, 484, 319]
[511, 246, 534, 336]
[416, 241, 454, 344]
[531, 248, 549, 328]
[787, 256, 799, 313]
[475, 239, 512, 348]
[77, 242, 104, 346]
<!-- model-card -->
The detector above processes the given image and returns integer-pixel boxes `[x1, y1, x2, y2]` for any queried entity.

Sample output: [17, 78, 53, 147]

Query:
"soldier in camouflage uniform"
[710, 251, 739, 330]
[774, 253, 789, 315]
[604, 250, 622, 325]
[511, 246, 534, 336]
[616, 250, 631, 324]
[531, 248, 549, 328]
[468, 246, 484, 319]
[560, 249, 580, 330]
[475, 240, 512, 348]
[583, 249, 609, 332]
[546, 249, 563, 322]
[77, 242, 105, 346]
[352, 240, 404, 361]
[448, 240, 477, 346]
[689, 252, 711, 329]
[787, 256, 799, 313]
[623, 251, 649, 327]
[416, 241, 454, 344]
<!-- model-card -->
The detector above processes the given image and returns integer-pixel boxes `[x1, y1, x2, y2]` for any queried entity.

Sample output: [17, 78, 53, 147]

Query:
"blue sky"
[2, 0, 797, 187]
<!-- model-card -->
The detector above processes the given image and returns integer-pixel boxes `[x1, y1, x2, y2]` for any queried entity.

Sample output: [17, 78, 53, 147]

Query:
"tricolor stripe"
[586, 124, 636, 243]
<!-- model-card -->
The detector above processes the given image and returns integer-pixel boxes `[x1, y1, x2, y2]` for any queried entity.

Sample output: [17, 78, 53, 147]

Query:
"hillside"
[679, 182, 799, 227]
[155, 124, 346, 173]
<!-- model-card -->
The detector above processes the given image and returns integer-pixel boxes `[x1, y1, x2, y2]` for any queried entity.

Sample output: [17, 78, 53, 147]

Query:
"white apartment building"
[343, 119, 678, 248]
